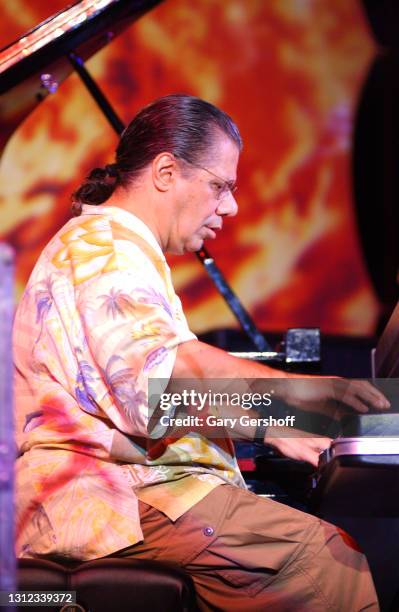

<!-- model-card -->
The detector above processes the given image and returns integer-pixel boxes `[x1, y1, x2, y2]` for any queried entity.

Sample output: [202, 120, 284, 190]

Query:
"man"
[14, 94, 386, 610]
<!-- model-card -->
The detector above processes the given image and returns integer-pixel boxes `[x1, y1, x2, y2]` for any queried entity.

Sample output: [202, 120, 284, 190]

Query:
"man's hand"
[281, 377, 390, 417]
[265, 425, 331, 467]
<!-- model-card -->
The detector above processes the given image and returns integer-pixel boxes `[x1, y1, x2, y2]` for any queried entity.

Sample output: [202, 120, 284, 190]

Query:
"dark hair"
[72, 93, 242, 215]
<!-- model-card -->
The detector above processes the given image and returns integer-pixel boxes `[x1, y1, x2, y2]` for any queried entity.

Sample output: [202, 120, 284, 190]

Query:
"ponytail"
[71, 163, 120, 216]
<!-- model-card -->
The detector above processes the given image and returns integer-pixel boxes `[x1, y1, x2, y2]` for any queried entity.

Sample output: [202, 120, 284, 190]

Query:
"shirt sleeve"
[76, 265, 196, 437]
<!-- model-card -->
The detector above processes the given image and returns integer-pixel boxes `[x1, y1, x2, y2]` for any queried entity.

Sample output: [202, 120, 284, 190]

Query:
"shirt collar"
[81, 204, 165, 259]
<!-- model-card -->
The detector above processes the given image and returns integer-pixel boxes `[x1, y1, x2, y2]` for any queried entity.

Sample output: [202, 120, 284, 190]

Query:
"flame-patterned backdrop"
[0, 0, 379, 336]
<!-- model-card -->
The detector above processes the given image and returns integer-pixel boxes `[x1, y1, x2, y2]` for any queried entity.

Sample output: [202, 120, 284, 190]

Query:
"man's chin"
[184, 237, 205, 253]
[167, 241, 203, 255]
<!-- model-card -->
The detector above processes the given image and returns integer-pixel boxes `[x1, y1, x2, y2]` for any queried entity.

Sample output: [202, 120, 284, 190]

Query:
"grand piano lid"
[0, 0, 164, 151]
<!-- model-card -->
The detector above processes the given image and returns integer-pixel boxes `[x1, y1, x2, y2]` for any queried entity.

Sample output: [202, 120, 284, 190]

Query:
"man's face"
[166, 135, 239, 254]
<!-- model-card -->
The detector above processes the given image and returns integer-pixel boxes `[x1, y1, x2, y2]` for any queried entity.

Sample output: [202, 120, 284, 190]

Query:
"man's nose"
[216, 192, 238, 217]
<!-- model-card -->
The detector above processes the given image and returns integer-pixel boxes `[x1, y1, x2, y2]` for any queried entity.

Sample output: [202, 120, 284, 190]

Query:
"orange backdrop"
[0, 0, 378, 336]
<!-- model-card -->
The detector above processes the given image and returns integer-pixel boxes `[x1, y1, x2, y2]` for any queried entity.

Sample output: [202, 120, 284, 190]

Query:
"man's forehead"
[206, 135, 240, 176]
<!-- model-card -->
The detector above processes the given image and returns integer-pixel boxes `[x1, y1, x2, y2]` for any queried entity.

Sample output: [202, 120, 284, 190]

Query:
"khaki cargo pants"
[114, 484, 379, 611]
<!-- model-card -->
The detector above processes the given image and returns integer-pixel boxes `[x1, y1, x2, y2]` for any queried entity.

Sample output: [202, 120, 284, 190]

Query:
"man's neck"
[105, 185, 167, 251]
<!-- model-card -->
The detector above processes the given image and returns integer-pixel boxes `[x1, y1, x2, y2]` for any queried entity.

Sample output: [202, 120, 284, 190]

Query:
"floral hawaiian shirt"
[13, 205, 245, 560]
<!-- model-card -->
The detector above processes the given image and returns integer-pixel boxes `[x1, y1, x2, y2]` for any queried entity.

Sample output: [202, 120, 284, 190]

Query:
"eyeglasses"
[179, 158, 237, 200]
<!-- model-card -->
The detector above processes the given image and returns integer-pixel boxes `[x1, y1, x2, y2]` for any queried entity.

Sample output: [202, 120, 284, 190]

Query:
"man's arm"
[172, 339, 390, 467]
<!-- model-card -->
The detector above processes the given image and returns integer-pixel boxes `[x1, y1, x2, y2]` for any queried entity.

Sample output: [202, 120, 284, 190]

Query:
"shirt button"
[203, 526, 214, 537]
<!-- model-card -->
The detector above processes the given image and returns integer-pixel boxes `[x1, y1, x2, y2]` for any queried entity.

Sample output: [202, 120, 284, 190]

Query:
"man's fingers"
[342, 380, 390, 412]
[341, 394, 369, 413]
[268, 432, 332, 467]
[302, 437, 331, 467]
[300, 448, 319, 468]
[312, 436, 332, 452]
[291, 438, 328, 467]
[355, 382, 390, 409]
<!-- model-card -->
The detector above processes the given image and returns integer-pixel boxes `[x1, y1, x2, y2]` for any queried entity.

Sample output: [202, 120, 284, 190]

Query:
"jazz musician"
[14, 94, 388, 611]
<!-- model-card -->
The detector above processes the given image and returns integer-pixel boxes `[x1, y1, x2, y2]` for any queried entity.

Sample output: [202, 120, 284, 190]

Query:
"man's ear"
[152, 152, 177, 192]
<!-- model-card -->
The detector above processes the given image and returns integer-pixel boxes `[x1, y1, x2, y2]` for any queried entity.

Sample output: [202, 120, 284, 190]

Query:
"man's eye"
[212, 182, 224, 191]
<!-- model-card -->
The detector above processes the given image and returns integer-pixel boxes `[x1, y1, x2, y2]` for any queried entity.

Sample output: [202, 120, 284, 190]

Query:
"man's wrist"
[254, 421, 267, 444]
